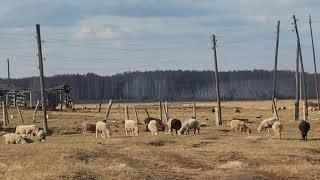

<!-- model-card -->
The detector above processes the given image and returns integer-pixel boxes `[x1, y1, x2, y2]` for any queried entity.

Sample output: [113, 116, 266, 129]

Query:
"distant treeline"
[0, 70, 318, 101]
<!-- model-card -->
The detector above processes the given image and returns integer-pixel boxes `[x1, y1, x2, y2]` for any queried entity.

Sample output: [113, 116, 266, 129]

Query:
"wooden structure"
[0, 84, 32, 108]
[45, 84, 73, 110]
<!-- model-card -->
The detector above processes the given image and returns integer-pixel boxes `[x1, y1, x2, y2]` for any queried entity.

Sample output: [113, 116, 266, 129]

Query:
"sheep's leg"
[125, 129, 128, 136]
[175, 129, 178, 135]
[197, 127, 200, 135]
[96, 129, 98, 138]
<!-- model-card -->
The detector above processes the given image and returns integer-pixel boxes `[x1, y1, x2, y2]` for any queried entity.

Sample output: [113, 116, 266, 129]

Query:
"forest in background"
[0, 70, 318, 101]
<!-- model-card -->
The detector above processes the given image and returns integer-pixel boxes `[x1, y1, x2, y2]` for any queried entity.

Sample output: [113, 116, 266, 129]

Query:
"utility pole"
[294, 42, 300, 121]
[98, 81, 105, 113]
[293, 15, 308, 120]
[36, 24, 48, 133]
[211, 34, 222, 126]
[272, 20, 280, 113]
[309, 14, 320, 111]
[7, 58, 10, 85]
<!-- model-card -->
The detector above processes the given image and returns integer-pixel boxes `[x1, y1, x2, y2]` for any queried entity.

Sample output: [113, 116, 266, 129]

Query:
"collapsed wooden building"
[0, 83, 73, 110]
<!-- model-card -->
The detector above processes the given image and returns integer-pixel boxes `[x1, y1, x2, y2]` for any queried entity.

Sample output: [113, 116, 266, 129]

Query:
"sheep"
[178, 118, 200, 135]
[96, 121, 111, 138]
[81, 122, 96, 134]
[148, 120, 159, 135]
[272, 121, 283, 139]
[167, 119, 182, 135]
[144, 117, 165, 132]
[299, 120, 310, 141]
[257, 116, 277, 133]
[233, 107, 241, 113]
[3, 133, 27, 145]
[15, 125, 39, 136]
[36, 130, 46, 141]
[228, 120, 244, 133]
[239, 123, 251, 135]
[125, 119, 139, 136]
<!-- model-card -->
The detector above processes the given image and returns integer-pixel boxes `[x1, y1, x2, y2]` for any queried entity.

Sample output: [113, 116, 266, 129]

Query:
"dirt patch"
[146, 139, 175, 146]
[214, 151, 246, 163]
[61, 149, 99, 164]
[52, 126, 81, 135]
[218, 161, 247, 169]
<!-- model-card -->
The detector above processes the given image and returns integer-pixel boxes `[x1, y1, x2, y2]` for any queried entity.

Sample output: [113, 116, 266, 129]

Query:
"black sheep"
[170, 119, 182, 135]
[144, 117, 165, 132]
[299, 120, 310, 140]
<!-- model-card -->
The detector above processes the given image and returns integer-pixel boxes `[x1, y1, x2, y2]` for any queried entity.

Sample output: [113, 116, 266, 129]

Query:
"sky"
[0, 0, 320, 78]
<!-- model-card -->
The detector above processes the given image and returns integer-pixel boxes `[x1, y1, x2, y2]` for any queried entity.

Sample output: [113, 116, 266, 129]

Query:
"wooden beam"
[105, 99, 113, 119]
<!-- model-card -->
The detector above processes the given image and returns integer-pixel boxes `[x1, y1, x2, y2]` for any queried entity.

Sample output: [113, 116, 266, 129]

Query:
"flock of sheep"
[2, 104, 312, 145]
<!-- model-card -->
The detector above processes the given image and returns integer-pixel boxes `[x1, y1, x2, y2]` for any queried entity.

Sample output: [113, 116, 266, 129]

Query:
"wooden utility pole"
[309, 14, 320, 111]
[164, 101, 169, 122]
[293, 15, 308, 120]
[97, 81, 104, 112]
[211, 34, 222, 125]
[36, 24, 48, 133]
[272, 21, 280, 112]
[294, 42, 300, 121]
[7, 58, 10, 85]
[105, 99, 113, 119]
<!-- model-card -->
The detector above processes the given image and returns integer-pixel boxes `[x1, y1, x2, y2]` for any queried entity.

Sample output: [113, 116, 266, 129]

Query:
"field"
[0, 100, 320, 179]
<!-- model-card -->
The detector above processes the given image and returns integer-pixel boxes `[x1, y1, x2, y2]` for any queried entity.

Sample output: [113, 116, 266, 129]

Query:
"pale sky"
[0, 0, 319, 78]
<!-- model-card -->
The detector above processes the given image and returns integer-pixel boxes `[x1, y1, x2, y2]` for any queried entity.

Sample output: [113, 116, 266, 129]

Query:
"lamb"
[148, 120, 160, 135]
[299, 120, 310, 140]
[228, 120, 244, 133]
[239, 123, 251, 135]
[125, 119, 139, 136]
[36, 130, 46, 141]
[144, 117, 165, 132]
[95, 121, 111, 138]
[15, 125, 39, 136]
[178, 118, 200, 135]
[257, 116, 277, 133]
[167, 118, 182, 135]
[81, 122, 96, 134]
[272, 121, 283, 139]
[3, 133, 28, 145]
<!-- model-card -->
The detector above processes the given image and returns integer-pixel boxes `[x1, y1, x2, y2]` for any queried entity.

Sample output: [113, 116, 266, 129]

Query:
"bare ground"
[0, 100, 320, 179]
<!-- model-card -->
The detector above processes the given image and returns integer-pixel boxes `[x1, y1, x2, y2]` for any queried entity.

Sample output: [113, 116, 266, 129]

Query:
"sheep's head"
[257, 125, 263, 133]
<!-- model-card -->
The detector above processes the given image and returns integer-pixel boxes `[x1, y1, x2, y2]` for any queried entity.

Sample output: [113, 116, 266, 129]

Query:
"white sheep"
[3, 133, 27, 145]
[125, 120, 139, 136]
[15, 125, 39, 136]
[178, 118, 200, 135]
[81, 122, 96, 134]
[228, 120, 244, 133]
[257, 116, 277, 133]
[272, 121, 283, 139]
[36, 130, 46, 141]
[148, 120, 159, 135]
[239, 123, 251, 135]
[95, 121, 111, 139]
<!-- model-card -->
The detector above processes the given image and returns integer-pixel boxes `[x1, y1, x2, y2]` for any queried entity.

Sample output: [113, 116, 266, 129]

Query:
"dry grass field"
[0, 100, 320, 179]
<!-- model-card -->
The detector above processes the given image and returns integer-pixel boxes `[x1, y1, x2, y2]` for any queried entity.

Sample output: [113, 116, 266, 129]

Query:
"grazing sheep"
[96, 121, 111, 138]
[233, 107, 241, 113]
[148, 120, 160, 135]
[239, 123, 251, 135]
[36, 130, 46, 141]
[228, 120, 244, 133]
[3, 133, 27, 145]
[125, 120, 139, 136]
[144, 117, 165, 132]
[257, 116, 277, 133]
[272, 121, 283, 139]
[167, 119, 182, 135]
[299, 120, 310, 140]
[178, 118, 200, 135]
[81, 122, 96, 134]
[15, 125, 39, 136]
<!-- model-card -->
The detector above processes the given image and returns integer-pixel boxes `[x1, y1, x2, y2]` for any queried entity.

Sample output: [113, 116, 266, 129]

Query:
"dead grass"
[0, 100, 319, 179]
